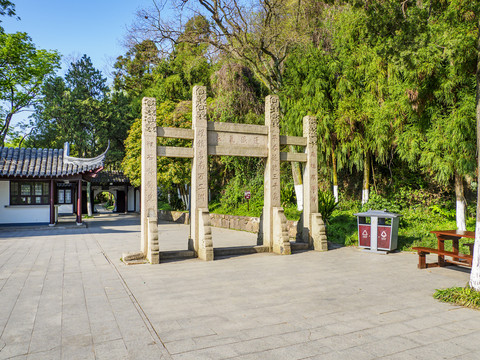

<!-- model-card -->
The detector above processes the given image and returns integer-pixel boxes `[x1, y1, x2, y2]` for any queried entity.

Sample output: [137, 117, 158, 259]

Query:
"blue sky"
[2, 0, 157, 79]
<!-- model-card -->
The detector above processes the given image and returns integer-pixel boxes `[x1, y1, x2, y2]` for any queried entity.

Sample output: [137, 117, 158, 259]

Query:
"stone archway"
[139, 86, 327, 264]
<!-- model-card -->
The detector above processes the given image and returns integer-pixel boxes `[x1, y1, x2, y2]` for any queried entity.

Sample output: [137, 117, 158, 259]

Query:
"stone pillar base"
[198, 208, 214, 261]
[147, 216, 159, 264]
[272, 207, 291, 255]
[312, 213, 328, 251]
[198, 248, 214, 261]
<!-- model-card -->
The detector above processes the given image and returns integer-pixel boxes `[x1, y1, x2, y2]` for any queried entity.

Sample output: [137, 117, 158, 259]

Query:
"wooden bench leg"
[418, 252, 427, 269]
[438, 254, 445, 267]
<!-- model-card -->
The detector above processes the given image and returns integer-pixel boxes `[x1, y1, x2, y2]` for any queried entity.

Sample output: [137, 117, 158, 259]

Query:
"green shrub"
[362, 191, 400, 214]
[158, 201, 173, 211]
[429, 203, 456, 220]
[318, 190, 338, 224]
[326, 210, 358, 246]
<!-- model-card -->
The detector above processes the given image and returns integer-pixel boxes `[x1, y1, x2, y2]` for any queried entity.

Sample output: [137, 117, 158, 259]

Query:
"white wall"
[128, 187, 138, 212]
[57, 204, 73, 214]
[0, 181, 50, 224]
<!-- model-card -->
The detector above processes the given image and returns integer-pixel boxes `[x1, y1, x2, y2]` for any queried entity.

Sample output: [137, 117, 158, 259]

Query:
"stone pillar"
[302, 116, 318, 247]
[263, 95, 281, 251]
[190, 86, 212, 260]
[76, 179, 82, 225]
[141, 97, 158, 259]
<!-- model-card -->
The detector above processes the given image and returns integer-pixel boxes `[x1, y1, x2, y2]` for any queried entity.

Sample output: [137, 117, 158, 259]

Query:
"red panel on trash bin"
[377, 226, 391, 249]
[358, 225, 371, 247]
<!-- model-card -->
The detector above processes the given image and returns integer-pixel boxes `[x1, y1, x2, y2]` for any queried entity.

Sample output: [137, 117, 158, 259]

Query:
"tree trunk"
[291, 146, 303, 211]
[86, 182, 92, 217]
[0, 112, 13, 146]
[332, 150, 339, 203]
[178, 184, 190, 210]
[470, 20, 480, 291]
[362, 151, 370, 205]
[455, 173, 466, 231]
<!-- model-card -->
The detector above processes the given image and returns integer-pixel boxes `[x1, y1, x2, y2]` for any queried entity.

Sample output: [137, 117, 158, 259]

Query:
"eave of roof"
[0, 144, 108, 178]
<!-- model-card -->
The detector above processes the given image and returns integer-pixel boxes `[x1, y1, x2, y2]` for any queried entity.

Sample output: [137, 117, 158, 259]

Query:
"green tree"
[0, 0, 16, 21]
[30, 55, 131, 163]
[113, 39, 159, 99]
[392, 0, 479, 230]
[0, 31, 60, 145]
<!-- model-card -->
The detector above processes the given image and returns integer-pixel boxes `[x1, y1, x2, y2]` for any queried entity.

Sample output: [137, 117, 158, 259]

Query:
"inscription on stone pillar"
[191, 86, 212, 260]
[263, 95, 281, 249]
[141, 97, 158, 259]
[302, 116, 318, 247]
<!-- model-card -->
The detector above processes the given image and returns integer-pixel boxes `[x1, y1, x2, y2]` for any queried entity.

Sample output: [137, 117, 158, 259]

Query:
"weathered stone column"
[302, 116, 318, 247]
[263, 95, 282, 251]
[190, 86, 213, 261]
[141, 97, 159, 263]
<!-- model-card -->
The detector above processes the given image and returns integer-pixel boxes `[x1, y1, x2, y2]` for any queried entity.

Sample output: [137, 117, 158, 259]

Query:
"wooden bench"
[412, 246, 473, 269]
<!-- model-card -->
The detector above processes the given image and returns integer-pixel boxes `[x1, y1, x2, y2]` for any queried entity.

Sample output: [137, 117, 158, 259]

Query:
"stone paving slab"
[1, 213, 480, 359]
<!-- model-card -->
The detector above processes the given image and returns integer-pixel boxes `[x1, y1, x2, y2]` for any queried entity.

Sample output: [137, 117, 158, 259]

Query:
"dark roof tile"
[0, 146, 107, 178]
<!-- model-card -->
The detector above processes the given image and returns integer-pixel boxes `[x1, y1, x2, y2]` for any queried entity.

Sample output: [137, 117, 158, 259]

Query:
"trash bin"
[353, 209, 402, 253]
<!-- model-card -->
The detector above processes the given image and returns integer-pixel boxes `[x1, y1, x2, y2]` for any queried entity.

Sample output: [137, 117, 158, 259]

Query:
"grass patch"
[158, 201, 173, 211]
[434, 286, 480, 310]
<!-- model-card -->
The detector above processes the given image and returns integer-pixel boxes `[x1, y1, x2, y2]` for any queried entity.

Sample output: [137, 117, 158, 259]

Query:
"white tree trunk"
[470, 20, 480, 291]
[362, 189, 369, 205]
[333, 185, 339, 203]
[294, 184, 303, 211]
[470, 223, 480, 290]
[455, 173, 466, 231]
[291, 156, 303, 211]
[362, 152, 370, 205]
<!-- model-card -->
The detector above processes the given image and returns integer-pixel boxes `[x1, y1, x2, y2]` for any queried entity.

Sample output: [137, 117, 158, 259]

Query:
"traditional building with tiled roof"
[0, 143, 112, 226]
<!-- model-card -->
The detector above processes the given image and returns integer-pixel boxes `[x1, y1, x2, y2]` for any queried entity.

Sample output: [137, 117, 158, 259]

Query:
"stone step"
[290, 242, 310, 252]
[214, 245, 270, 257]
[160, 250, 195, 260]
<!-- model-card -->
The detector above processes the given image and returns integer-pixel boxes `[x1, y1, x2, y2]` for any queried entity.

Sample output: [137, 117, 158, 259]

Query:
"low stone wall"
[158, 210, 190, 224]
[210, 213, 261, 233]
[158, 210, 298, 239]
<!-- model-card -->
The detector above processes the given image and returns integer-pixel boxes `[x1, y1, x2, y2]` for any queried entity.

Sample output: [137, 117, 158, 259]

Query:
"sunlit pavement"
[1, 213, 480, 359]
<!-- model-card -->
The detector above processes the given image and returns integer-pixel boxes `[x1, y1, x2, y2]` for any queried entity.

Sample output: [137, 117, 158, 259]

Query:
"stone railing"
[158, 210, 299, 239]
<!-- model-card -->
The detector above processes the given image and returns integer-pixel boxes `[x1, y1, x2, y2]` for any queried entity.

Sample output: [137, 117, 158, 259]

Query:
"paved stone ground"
[1, 213, 480, 359]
